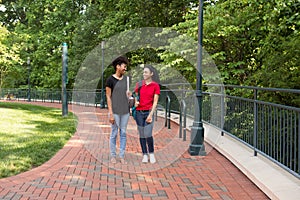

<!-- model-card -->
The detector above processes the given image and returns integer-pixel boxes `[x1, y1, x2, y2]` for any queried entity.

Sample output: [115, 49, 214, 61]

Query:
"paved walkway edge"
[204, 123, 300, 200]
[164, 112, 300, 200]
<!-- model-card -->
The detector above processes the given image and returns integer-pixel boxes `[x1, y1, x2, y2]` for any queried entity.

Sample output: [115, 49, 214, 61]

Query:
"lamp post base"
[189, 124, 206, 156]
[189, 144, 206, 156]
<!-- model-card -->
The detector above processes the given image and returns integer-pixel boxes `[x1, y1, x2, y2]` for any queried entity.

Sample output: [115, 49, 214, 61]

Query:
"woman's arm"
[105, 87, 115, 124]
[146, 94, 159, 123]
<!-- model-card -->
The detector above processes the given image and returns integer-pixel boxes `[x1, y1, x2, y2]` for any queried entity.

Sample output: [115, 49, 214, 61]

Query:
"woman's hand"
[146, 114, 153, 123]
[126, 90, 132, 98]
[135, 101, 140, 107]
[108, 114, 115, 124]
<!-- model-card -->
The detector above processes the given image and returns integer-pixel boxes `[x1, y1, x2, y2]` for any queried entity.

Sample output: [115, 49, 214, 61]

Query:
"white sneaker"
[149, 153, 156, 164]
[142, 155, 148, 163]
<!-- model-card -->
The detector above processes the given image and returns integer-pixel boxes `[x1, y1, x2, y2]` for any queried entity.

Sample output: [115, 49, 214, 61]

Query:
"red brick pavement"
[0, 101, 269, 200]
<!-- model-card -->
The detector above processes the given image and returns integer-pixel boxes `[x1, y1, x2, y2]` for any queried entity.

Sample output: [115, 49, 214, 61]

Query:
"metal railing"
[159, 84, 299, 179]
[1, 85, 299, 179]
[165, 94, 171, 129]
[179, 99, 187, 141]
[203, 84, 300, 178]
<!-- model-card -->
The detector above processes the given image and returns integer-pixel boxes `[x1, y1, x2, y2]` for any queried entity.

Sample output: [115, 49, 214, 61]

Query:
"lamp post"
[27, 57, 31, 102]
[62, 42, 68, 116]
[189, 0, 206, 156]
[100, 40, 105, 108]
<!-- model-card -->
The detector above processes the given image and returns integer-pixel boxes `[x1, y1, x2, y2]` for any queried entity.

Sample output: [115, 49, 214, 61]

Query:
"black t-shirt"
[105, 75, 129, 115]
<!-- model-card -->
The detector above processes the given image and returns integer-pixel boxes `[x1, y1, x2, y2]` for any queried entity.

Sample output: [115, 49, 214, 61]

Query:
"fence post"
[179, 100, 183, 138]
[298, 112, 300, 174]
[179, 99, 187, 141]
[183, 100, 187, 141]
[221, 86, 225, 136]
[165, 95, 171, 129]
[253, 89, 258, 156]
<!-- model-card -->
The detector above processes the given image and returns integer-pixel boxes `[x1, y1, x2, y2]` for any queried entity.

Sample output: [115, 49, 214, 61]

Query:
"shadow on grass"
[0, 102, 77, 178]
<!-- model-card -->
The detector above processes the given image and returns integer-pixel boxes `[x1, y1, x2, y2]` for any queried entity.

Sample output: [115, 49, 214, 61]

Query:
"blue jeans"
[136, 110, 154, 154]
[110, 113, 129, 158]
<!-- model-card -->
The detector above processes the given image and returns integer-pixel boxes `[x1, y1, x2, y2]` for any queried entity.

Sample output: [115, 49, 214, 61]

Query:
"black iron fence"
[159, 84, 300, 179]
[1, 85, 299, 179]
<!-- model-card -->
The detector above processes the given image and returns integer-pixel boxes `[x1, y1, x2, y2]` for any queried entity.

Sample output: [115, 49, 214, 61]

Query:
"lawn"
[0, 102, 77, 178]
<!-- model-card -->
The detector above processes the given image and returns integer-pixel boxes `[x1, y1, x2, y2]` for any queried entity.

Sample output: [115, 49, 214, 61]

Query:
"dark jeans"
[136, 110, 154, 154]
[139, 137, 154, 155]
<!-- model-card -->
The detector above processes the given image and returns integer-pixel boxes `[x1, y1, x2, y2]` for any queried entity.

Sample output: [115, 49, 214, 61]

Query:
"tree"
[1, 0, 84, 89]
[0, 25, 21, 88]
[0, 0, 299, 104]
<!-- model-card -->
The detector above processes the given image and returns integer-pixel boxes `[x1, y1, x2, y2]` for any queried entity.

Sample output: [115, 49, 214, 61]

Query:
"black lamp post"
[62, 42, 68, 116]
[27, 57, 31, 102]
[100, 40, 106, 108]
[189, 0, 206, 156]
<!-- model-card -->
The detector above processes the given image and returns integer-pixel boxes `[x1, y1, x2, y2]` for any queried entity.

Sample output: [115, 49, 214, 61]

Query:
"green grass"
[0, 102, 77, 178]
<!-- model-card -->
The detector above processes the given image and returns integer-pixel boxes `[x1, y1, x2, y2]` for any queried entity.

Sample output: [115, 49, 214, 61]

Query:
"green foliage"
[0, 0, 299, 106]
[0, 25, 22, 88]
[160, 0, 299, 106]
[0, 102, 77, 178]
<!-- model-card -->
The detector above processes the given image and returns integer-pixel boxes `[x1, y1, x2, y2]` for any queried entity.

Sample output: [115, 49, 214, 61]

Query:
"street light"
[100, 40, 105, 108]
[189, 0, 206, 156]
[27, 57, 31, 102]
[62, 42, 68, 116]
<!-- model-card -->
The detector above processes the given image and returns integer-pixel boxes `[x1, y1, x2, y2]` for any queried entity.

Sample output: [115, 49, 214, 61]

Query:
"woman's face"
[117, 63, 127, 75]
[143, 67, 153, 81]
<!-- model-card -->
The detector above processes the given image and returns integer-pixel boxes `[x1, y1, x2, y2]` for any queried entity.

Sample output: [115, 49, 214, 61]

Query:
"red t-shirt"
[135, 80, 160, 111]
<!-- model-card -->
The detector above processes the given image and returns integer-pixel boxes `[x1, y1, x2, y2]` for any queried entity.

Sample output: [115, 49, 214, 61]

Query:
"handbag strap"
[137, 80, 142, 96]
[133, 80, 142, 100]
[126, 76, 129, 92]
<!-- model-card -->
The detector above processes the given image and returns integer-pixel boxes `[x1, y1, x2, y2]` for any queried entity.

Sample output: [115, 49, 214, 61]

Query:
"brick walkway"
[0, 102, 269, 200]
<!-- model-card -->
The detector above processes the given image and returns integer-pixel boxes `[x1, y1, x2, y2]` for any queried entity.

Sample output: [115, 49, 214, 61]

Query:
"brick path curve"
[0, 101, 269, 199]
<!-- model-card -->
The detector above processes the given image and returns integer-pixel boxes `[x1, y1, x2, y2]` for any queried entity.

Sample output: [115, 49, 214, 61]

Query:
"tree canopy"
[0, 0, 299, 105]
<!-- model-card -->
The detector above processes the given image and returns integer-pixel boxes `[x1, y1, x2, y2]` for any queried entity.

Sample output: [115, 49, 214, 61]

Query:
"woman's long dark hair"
[144, 65, 160, 84]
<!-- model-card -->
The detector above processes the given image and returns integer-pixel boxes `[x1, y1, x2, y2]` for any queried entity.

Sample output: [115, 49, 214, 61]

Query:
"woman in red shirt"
[134, 65, 160, 164]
